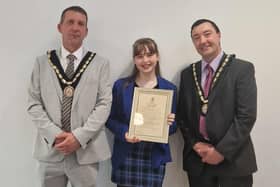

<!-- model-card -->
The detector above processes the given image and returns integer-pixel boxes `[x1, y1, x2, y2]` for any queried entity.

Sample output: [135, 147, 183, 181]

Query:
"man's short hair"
[191, 19, 220, 35]
[60, 6, 88, 24]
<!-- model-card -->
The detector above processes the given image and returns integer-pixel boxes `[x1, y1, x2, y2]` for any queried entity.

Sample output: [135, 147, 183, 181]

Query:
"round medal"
[64, 86, 74, 97]
[201, 103, 208, 115]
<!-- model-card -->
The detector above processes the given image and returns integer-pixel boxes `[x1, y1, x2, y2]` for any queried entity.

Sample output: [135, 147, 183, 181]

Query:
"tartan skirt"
[112, 142, 165, 187]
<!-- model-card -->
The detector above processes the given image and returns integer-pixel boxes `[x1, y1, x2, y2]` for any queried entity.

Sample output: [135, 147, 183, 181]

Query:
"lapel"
[71, 52, 91, 107]
[157, 76, 165, 88]
[123, 81, 135, 120]
[208, 53, 232, 106]
[49, 50, 63, 103]
[194, 61, 202, 121]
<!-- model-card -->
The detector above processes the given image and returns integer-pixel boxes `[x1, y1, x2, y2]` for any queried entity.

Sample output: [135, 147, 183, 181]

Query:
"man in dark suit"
[177, 19, 257, 187]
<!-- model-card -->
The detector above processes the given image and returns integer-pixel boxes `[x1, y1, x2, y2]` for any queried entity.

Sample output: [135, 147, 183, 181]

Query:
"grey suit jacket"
[177, 54, 257, 176]
[27, 49, 112, 164]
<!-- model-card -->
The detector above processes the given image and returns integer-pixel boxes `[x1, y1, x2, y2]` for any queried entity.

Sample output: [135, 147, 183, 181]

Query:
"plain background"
[0, 0, 278, 186]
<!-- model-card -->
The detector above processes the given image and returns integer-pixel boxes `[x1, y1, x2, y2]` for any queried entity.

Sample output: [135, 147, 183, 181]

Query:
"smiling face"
[134, 47, 159, 75]
[132, 38, 161, 77]
[58, 10, 88, 52]
[191, 22, 221, 62]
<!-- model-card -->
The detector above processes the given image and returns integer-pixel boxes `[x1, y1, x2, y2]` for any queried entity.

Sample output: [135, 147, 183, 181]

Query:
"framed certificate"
[128, 87, 173, 143]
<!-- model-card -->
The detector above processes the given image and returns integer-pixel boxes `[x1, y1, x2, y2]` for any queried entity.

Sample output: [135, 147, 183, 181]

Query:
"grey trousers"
[39, 153, 99, 187]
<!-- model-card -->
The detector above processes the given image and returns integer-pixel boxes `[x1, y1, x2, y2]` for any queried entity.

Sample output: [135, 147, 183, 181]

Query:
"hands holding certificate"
[125, 132, 141, 143]
[167, 113, 175, 125]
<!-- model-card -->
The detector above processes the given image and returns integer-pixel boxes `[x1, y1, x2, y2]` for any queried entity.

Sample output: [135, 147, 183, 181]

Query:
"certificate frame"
[128, 87, 173, 143]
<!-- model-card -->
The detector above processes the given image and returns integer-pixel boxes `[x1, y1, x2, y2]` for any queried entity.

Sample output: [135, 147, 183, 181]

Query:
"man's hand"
[54, 136, 65, 145]
[202, 147, 224, 165]
[54, 132, 81, 155]
[193, 142, 224, 165]
[193, 142, 213, 158]
[125, 132, 141, 143]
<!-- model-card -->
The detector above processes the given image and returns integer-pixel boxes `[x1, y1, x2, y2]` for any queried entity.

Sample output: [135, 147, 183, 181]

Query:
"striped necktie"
[61, 54, 76, 131]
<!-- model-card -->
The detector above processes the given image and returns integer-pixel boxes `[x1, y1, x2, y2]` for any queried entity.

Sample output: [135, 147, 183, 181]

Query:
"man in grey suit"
[177, 19, 257, 187]
[27, 6, 112, 187]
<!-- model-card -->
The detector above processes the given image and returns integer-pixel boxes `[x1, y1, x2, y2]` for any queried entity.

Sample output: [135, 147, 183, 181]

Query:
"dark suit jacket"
[106, 76, 177, 170]
[177, 54, 257, 176]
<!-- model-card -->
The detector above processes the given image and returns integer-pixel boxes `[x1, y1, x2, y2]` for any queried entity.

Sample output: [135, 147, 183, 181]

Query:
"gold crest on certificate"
[128, 87, 173, 143]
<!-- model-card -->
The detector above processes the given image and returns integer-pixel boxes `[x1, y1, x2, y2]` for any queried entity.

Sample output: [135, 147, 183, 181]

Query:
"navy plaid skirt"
[112, 142, 165, 187]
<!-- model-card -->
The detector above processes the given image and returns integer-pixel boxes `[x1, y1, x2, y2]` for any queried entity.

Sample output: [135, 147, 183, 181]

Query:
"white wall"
[0, 0, 279, 186]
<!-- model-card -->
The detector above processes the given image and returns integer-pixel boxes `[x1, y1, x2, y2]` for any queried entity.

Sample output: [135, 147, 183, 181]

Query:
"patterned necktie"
[61, 54, 76, 131]
[199, 64, 213, 139]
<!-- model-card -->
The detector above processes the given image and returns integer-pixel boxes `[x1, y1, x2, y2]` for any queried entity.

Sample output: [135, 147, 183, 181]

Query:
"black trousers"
[188, 174, 253, 187]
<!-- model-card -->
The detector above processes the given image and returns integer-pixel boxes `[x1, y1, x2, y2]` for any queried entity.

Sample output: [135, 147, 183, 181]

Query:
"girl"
[106, 38, 177, 187]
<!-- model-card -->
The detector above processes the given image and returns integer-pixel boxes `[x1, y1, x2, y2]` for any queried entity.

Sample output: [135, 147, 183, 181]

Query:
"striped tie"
[61, 54, 76, 131]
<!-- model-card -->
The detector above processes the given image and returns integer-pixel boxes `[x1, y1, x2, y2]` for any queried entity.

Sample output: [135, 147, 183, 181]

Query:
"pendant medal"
[201, 103, 208, 115]
[64, 86, 74, 97]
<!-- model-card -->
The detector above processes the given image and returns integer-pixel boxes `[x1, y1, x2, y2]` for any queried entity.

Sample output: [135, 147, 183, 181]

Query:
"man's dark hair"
[60, 6, 88, 24]
[191, 19, 220, 35]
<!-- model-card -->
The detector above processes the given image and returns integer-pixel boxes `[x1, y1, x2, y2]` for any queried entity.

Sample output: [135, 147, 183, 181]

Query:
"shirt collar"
[61, 44, 83, 61]
[201, 51, 224, 73]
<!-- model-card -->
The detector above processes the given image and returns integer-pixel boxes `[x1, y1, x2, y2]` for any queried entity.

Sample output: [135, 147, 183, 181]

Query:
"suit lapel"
[208, 54, 232, 106]
[71, 59, 91, 108]
[49, 50, 63, 103]
[123, 81, 134, 120]
[195, 62, 202, 123]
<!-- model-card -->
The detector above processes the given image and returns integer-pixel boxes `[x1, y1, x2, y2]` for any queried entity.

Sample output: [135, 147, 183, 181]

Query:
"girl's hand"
[167, 113, 175, 125]
[125, 132, 141, 143]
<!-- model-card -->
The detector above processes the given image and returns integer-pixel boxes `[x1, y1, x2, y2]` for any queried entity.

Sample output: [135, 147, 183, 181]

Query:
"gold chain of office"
[47, 51, 94, 97]
[192, 54, 231, 115]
